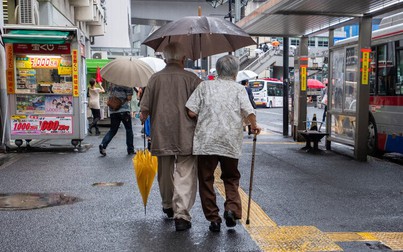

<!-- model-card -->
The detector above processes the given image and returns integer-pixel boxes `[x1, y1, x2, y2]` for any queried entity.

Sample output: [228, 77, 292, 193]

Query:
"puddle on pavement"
[0, 193, 81, 210]
[92, 182, 124, 187]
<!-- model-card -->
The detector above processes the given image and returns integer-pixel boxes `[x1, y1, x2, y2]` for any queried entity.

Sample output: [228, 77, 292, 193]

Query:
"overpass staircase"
[240, 49, 295, 76]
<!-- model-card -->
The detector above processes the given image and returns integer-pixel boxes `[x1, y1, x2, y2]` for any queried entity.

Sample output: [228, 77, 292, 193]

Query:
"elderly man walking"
[140, 42, 202, 231]
[186, 55, 261, 232]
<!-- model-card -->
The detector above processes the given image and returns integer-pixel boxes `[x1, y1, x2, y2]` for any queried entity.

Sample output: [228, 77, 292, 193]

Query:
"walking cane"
[246, 133, 257, 225]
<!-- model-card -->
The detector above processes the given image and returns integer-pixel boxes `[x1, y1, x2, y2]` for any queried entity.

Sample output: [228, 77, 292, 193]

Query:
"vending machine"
[2, 26, 88, 148]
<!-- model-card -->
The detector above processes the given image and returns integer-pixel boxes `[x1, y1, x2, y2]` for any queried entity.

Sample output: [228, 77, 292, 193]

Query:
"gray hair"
[163, 42, 186, 61]
[216, 55, 239, 80]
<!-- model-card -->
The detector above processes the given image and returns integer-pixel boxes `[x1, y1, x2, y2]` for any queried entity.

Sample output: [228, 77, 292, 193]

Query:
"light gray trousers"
[157, 155, 197, 221]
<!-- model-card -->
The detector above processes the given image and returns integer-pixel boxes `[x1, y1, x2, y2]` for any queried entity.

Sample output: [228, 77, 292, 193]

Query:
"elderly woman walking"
[186, 55, 261, 232]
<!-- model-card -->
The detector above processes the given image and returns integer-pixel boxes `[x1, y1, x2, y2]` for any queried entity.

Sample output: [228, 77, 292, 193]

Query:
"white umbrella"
[139, 57, 166, 72]
[236, 70, 258, 82]
[100, 58, 155, 87]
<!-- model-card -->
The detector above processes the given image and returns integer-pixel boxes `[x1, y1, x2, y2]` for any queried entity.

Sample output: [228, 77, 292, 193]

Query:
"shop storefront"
[2, 26, 88, 148]
[86, 59, 111, 120]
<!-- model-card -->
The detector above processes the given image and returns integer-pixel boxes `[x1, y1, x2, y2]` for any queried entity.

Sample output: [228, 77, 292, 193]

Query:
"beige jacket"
[140, 63, 202, 156]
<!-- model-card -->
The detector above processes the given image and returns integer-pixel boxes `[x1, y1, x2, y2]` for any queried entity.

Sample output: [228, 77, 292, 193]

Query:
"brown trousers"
[198, 155, 242, 223]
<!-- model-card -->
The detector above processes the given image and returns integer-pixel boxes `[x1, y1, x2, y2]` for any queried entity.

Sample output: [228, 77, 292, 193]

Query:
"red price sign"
[11, 116, 72, 135]
[40, 120, 70, 131]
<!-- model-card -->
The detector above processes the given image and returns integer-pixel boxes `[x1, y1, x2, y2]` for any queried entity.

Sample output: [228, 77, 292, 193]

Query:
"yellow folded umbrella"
[132, 149, 158, 214]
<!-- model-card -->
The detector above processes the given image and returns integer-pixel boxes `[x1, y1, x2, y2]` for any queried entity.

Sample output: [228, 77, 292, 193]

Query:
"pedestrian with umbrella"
[98, 58, 154, 156]
[139, 42, 202, 231]
[186, 55, 262, 232]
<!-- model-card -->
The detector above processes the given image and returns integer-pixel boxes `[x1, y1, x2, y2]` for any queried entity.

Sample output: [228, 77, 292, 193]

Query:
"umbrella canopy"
[133, 150, 158, 214]
[142, 16, 256, 60]
[100, 58, 154, 87]
[272, 40, 280, 47]
[139, 57, 166, 72]
[236, 70, 258, 82]
[307, 79, 326, 89]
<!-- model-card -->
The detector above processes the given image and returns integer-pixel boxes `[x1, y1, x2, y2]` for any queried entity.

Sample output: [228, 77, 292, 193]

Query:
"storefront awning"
[86, 59, 111, 74]
[2, 30, 72, 44]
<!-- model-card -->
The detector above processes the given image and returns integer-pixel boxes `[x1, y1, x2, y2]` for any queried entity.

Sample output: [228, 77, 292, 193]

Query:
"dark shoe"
[209, 222, 221, 232]
[224, 210, 236, 228]
[175, 218, 191, 231]
[99, 144, 106, 156]
[95, 130, 100, 136]
[128, 150, 136, 155]
[162, 208, 174, 218]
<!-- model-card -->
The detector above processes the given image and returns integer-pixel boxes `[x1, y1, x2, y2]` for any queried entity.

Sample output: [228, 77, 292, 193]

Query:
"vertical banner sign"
[72, 49, 79, 97]
[300, 65, 307, 91]
[5, 44, 15, 94]
[361, 48, 371, 85]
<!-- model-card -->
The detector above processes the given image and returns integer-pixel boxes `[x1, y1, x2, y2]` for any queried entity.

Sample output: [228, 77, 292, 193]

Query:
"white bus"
[249, 78, 283, 108]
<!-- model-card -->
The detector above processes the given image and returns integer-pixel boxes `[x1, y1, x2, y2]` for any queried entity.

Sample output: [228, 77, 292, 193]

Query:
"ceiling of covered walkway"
[237, 0, 403, 37]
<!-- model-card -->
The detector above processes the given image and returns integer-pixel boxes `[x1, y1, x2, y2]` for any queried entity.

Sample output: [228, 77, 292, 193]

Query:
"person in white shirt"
[186, 55, 261, 232]
[88, 78, 105, 135]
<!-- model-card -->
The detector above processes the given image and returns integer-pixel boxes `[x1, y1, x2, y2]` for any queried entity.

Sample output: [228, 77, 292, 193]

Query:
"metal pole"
[229, 0, 232, 23]
[228, 0, 233, 55]
[355, 17, 372, 161]
[283, 37, 289, 136]
[0, 3, 10, 151]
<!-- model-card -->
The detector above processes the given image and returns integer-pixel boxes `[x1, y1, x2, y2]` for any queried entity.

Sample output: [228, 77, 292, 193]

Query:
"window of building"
[133, 41, 141, 49]
[290, 38, 300, 46]
[318, 37, 329, 47]
[308, 38, 316, 47]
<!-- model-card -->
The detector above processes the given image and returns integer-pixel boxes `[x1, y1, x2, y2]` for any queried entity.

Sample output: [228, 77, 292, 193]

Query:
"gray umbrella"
[142, 16, 256, 60]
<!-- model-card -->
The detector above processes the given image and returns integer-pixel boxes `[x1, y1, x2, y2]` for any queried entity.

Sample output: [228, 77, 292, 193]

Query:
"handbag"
[107, 85, 123, 111]
[107, 96, 123, 111]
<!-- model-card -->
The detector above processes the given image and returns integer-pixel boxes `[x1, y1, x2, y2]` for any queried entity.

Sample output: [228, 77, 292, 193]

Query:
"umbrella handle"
[143, 125, 146, 150]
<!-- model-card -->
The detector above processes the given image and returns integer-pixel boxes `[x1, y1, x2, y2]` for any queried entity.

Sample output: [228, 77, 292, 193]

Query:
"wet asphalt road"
[0, 117, 402, 252]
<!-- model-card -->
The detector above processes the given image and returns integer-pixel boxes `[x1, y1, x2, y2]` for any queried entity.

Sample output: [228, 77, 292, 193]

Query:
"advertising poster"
[16, 95, 45, 114]
[45, 95, 73, 114]
[11, 115, 73, 135]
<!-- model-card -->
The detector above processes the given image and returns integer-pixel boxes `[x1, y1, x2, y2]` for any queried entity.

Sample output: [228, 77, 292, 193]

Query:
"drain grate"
[0, 193, 81, 210]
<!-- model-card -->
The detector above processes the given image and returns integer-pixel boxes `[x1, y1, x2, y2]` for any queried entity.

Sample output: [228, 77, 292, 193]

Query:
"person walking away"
[262, 43, 269, 53]
[322, 84, 328, 122]
[140, 42, 202, 231]
[88, 78, 105, 135]
[99, 84, 134, 156]
[186, 55, 262, 232]
[241, 79, 257, 136]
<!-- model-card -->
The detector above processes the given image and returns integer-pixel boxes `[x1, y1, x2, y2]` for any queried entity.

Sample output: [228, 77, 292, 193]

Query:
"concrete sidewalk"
[0, 124, 402, 251]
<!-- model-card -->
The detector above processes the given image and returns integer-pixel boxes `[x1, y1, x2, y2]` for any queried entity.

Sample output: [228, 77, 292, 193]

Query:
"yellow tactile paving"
[248, 226, 342, 252]
[212, 167, 403, 251]
[373, 232, 403, 251]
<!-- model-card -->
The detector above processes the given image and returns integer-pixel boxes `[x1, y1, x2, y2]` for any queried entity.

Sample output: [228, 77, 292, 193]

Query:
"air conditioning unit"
[16, 0, 39, 25]
[92, 51, 108, 59]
